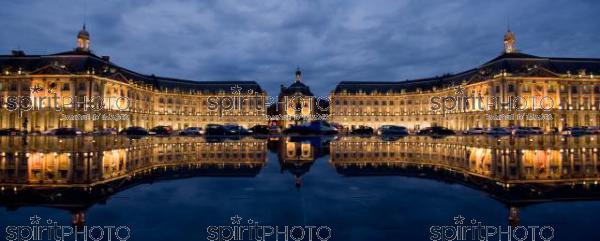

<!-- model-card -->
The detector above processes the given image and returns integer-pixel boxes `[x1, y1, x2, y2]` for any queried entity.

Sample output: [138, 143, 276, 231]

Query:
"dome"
[78, 25, 89, 39]
[504, 30, 515, 42]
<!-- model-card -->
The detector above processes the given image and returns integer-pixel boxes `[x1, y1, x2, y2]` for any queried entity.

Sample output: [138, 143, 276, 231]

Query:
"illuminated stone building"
[330, 30, 600, 131]
[0, 26, 267, 132]
[275, 68, 321, 128]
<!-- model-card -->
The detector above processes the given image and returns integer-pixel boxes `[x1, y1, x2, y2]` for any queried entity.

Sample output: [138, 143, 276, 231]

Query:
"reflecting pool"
[0, 135, 599, 240]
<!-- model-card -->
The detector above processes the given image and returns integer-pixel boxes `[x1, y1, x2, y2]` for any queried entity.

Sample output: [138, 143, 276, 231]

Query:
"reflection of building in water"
[0, 136, 267, 185]
[331, 136, 600, 184]
[0, 136, 267, 224]
[275, 136, 331, 188]
[331, 135, 600, 225]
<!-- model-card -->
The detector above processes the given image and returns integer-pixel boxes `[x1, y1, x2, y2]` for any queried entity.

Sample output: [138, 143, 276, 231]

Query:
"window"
[571, 86, 578, 94]
[495, 86, 500, 93]
[78, 82, 86, 91]
[508, 84, 515, 92]
[59, 83, 69, 91]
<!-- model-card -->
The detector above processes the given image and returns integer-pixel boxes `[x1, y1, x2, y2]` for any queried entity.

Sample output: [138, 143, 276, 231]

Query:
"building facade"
[330, 30, 600, 132]
[274, 68, 324, 128]
[0, 26, 267, 132]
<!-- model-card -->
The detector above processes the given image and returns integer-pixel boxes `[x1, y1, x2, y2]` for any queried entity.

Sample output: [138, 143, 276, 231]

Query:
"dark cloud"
[1, 0, 599, 96]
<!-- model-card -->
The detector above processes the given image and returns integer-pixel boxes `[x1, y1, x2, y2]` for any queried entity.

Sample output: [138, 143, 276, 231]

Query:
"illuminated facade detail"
[76, 24, 90, 52]
[330, 31, 600, 131]
[276, 68, 319, 127]
[0, 28, 267, 132]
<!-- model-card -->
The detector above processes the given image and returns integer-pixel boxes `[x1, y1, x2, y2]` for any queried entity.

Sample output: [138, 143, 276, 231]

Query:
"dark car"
[54, 128, 83, 136]
[249, 125, 270, 135]
[224, 125, 250, 135]
[284, 121, 338, 135]
[205, 124, 226, 136]
[149, 126, 174, 136]
[417, 126, 456, 136]
[180, 127, 203, 136]
[119, 126, 149, 136]
[377, 125, 409, 136]
[92, 128, 118, 135]
[0, 128, 20, 136]
[350, 126, 374, 135]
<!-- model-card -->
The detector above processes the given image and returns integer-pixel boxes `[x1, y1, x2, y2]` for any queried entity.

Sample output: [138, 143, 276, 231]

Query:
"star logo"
[30, 215, 41, 225]
[454, 85, 466, 95]
[454, 215, 465, 225]
[231, 85, 242, 95]
[230, 215, 242, 225]
[30, 85, 44, 94]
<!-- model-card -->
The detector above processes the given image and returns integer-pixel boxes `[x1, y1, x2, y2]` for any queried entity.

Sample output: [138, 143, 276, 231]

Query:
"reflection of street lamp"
[22, 117, 28, 133]
[21, 117, 28, 145]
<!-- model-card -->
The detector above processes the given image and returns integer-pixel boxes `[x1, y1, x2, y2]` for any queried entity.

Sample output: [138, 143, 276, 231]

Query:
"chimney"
[101, 56, 110, 62]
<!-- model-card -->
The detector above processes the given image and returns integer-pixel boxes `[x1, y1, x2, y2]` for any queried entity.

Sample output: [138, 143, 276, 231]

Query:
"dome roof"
[504, 29, 515, 42]
[78, 25, 89, 39]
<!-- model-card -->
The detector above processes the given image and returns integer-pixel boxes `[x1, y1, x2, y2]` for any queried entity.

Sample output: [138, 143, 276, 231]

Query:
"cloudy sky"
[1, 0, 599, 96]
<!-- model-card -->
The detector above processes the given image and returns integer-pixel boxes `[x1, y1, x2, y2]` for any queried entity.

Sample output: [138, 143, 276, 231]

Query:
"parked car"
[377, 125, 409, 136]
[205, 124, 226, 136]
[464, 127, 486, 135]
[249, 125, 270, 135]
[586, 126, 600, 134]
[529, 127, 543, 134]
[350, 126, 374, 135]
[0, 128, 20, 136]
[180, 127, 203, 136]
[561, 127, 590, 136]
[514, 127, 543, 135]
[92, 128, 118, 135]
[54, 128, 83, 136]
[224, 124, 251, 135]
[284, 121, 338, 135]
[269, 125, 282, 134]
[149, 126, 174, 136]
[513, 127, 531, 135]
[486, 127, 512, 136]
[417, 126, 456, 136]
[119, 126, 149, 136]
[42, 128, 59, 135]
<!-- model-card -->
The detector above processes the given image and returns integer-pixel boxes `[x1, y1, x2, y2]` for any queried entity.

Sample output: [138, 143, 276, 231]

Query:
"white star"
[30, 215, 41, 225]
[231, 215, 242, 225]
[231, 85, 242, 95]
[454, 85, 466, 95]
[454, 215, 465, 225]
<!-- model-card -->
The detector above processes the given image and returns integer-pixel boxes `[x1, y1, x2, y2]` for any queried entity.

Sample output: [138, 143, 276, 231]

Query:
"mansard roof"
[0, 50, 264, 94]
[334, 52, 600, 94]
